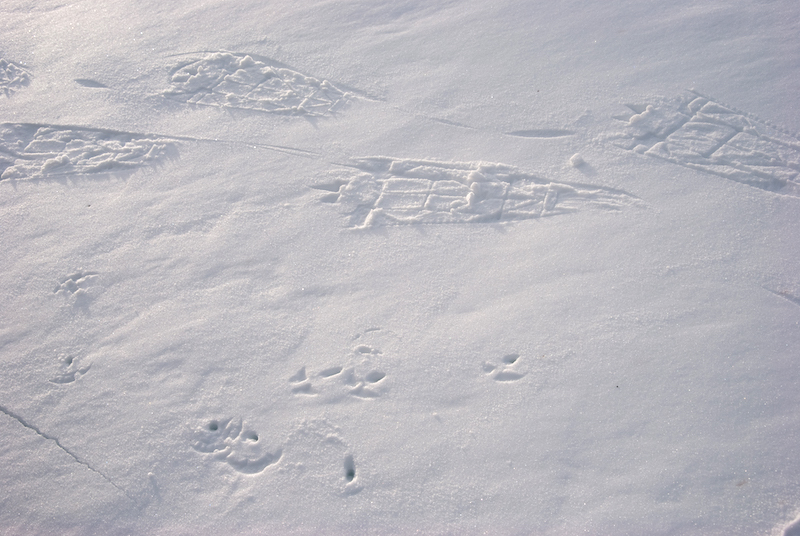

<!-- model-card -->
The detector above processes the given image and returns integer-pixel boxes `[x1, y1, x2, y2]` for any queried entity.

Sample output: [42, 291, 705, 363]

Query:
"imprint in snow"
[0, 58, 31, 97]
[191, 418, 281, 475]
[783, 513, 800, 536]
[291, 364, 387, 400]
[609, 91, 800, 196]
[283, 419, 363, 494]
[50, 354, 92, 384]
[54, 271, 99, 296]
[315, 157, 637, 228]
[483, 353, 526, 382]
[0, 124, 177, 181]
[164, 52, 352, 117]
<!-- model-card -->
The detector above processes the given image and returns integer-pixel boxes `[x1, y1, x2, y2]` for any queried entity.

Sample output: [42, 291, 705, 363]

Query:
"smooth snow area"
[2, 1, 800, 534]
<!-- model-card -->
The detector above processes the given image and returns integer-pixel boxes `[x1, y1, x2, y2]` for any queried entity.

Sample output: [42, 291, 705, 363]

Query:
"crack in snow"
[0, 403, 135, 502]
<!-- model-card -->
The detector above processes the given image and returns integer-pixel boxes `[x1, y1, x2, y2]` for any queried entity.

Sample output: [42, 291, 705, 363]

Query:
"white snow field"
[2, 0, 800, 534]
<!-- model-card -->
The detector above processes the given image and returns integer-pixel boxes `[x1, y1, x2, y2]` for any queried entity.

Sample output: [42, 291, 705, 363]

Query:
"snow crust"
[1, 0, 799, 534]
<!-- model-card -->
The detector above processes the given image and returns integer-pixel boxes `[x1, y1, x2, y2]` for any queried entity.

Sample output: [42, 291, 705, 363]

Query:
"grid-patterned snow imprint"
[165, 52, 350, 116]
[315, 157, 636, 228]
[0, 58, 31, 97]
[0, 124, 176, 181]
[612, 92, 800, 196]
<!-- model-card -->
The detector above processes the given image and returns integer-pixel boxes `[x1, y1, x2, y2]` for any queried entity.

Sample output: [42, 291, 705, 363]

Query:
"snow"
[1, 0, 800, 534]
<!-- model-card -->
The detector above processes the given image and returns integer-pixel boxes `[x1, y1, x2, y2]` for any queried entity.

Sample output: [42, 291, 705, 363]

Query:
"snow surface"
[1, 0, 800, 534]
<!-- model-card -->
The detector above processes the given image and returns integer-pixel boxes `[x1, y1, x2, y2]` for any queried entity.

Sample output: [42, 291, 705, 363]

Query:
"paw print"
[483, 353, 525, 382]
[192, 418, 281, 474]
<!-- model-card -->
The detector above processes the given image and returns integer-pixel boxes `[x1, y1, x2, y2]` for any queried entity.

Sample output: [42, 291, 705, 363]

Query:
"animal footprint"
[316, 157, 637, 228]
[483, 353, 526, 382]
[283, 419, 363, 495]
[164, 52, 351, 117]
[0, 124, 177, 181]
[0, 58, 31, 97]
[192, 418, 281, 474]
[50, 354, 91, 384]
[609, 91, 800, 197]
[343, 454, 356, 483]
[289, 366, 316, 395]
[290, 365, 387, 399]
[54, 271, 99, 298]
[319, 366, 343, 378]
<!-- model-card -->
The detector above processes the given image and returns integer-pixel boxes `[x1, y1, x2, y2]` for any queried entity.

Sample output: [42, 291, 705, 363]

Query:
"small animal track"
[192, 418, 281, 475]
[314, 157, 637, 228]
[0, 124, 177, 181]
[343, 454, 356, 482]
[164, 52, 351, 117]
[289, 328, 390, 399]
[283, 419, 362, 495]
[54, 271, 99, 297]
[50, 353, 91, 384]
[0, 58, 31, 97]
[610, 91, 800, 196]
[483, 353, 526, 382]
[289, 364, 387, 400]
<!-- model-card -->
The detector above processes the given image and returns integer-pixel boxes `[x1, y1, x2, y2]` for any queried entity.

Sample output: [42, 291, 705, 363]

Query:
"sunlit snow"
[1, 1, 799, 534]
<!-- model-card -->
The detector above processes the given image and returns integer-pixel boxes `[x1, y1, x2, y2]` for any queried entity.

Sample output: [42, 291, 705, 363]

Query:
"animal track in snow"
[164, 52, 351, 117]
[343, 454, 356, 482]
[315, 157, 637, 228]
[0, 124, 177, 181]
[610, 91, 800, 196]
[0, 58, 31, 97]
[483, 353, 526, 382]
[283, 419, 362, 495]
[54, 271, 99, 297]
[289, 328, 390, 399]
[192, 418, 281, 475]
[289, 364, 387, 400]
[50, 353, 91, 384]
